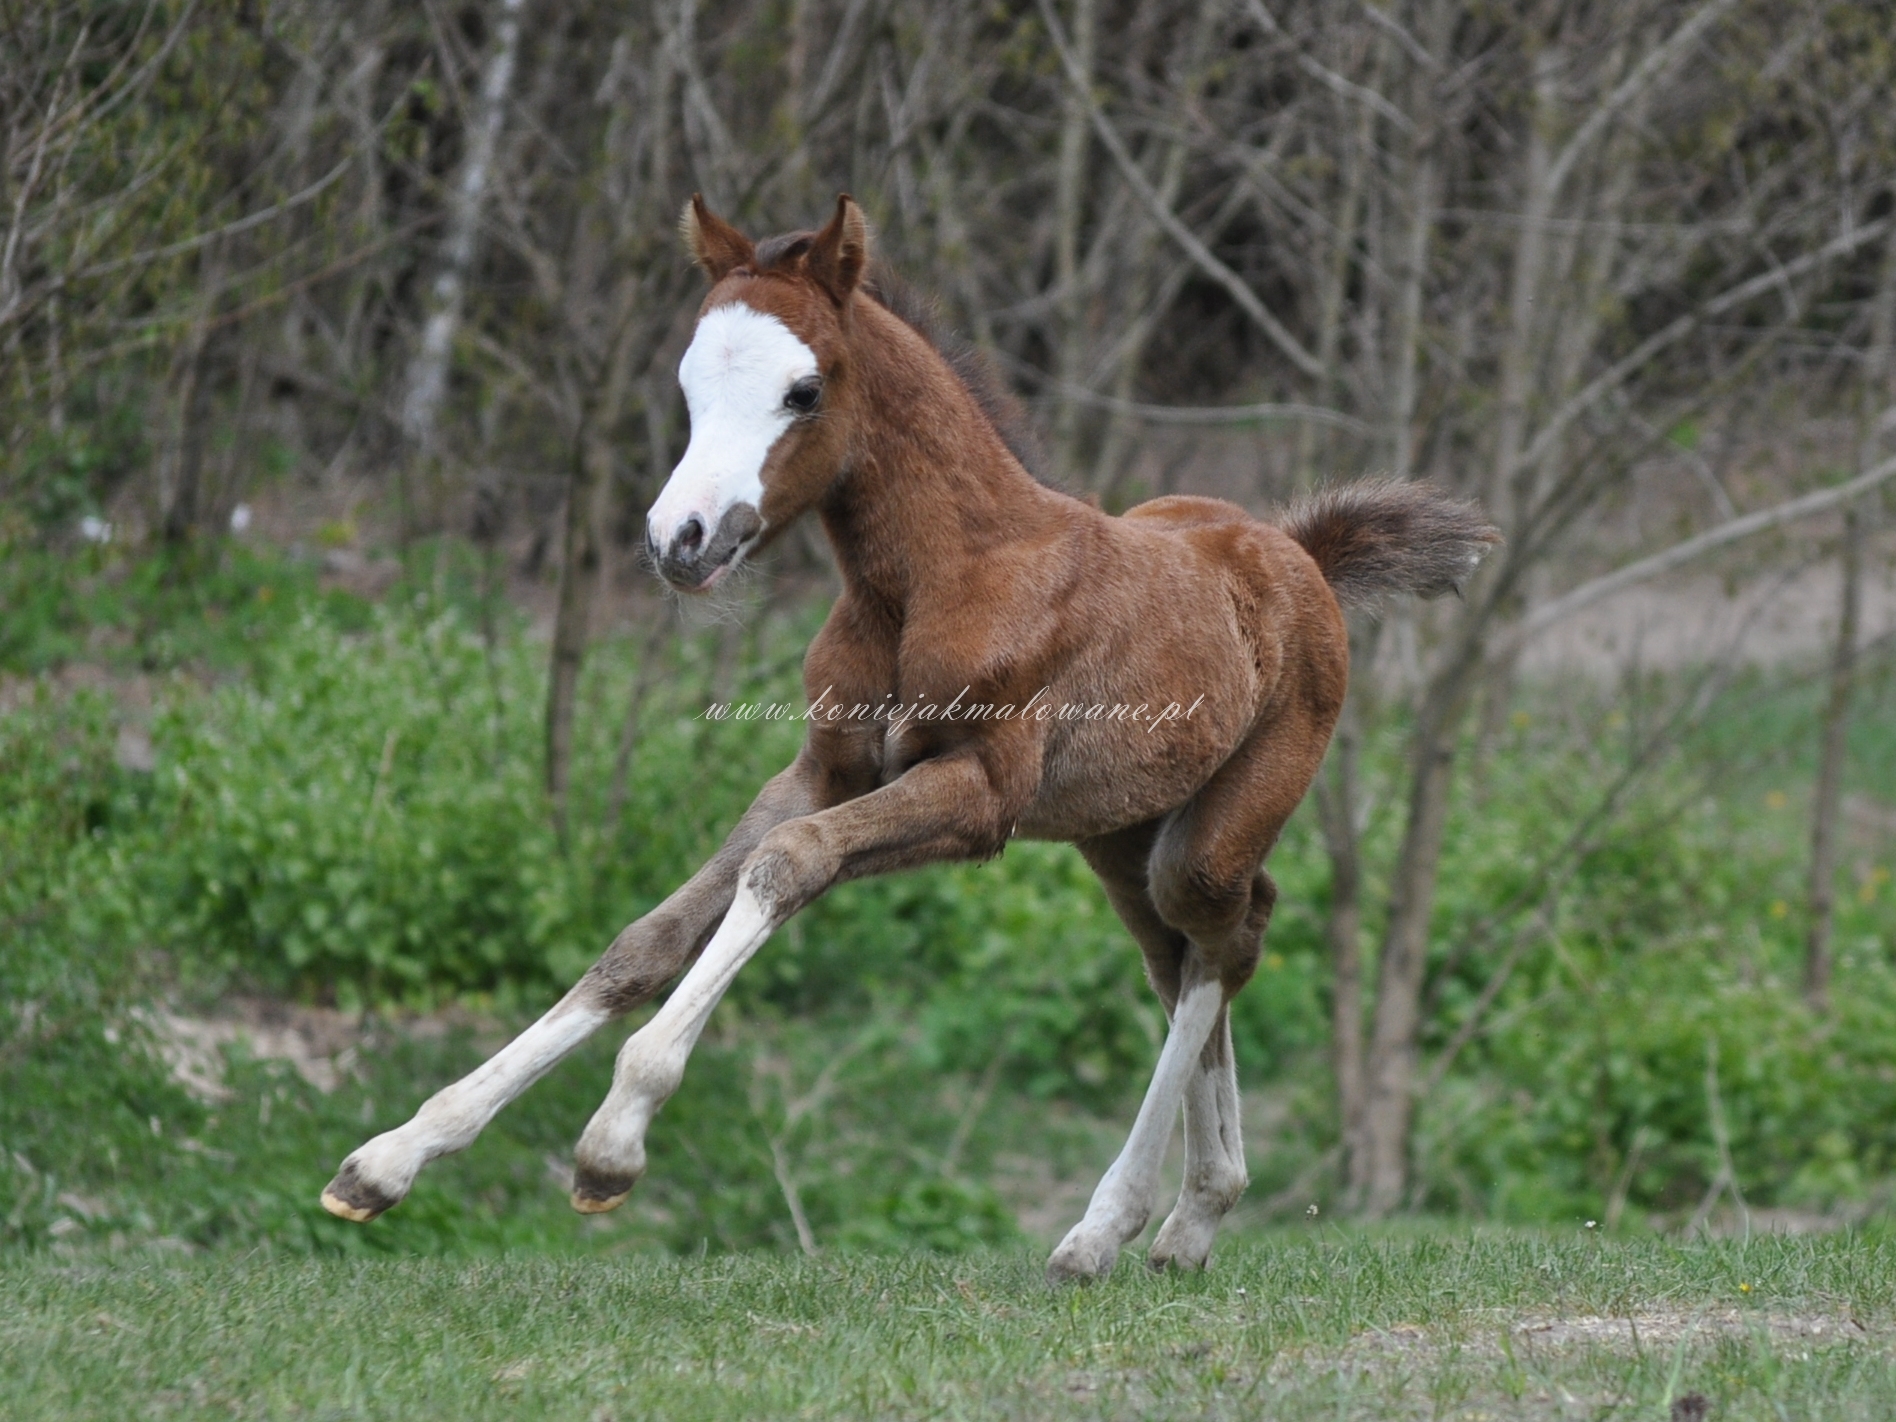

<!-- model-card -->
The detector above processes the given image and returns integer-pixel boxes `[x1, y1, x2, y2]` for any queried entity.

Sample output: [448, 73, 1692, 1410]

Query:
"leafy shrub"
[5, 548, 1895, 1255]
[0, 687, 203, 1250]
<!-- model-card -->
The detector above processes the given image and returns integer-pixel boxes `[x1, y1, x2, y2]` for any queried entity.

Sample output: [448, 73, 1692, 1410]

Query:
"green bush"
[0, 686, 201, 1250]
[4, 546, 1894, 1256]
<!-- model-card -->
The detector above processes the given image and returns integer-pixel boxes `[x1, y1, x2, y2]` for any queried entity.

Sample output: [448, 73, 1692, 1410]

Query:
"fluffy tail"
[1278, 480, 1501, 609]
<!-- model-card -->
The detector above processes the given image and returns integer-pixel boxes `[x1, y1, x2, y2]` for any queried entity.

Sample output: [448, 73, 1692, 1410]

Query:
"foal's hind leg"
[1055, 828, 1246, 1279]
[1137, 715, 1321, 1271]
[1083, 833, 1257, 1273]
[1147, 874, 1273, 1271]
[1050, 713, 1324, 1282]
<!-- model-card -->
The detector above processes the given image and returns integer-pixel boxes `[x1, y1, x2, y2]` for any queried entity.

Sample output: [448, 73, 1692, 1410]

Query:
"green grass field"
[7, 1229, 1896, 1420]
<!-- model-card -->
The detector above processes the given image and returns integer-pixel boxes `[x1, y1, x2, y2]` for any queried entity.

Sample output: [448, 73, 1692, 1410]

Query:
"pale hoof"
[319, 1190, 376, 1223]
[318, 1161, 402, 1222]
[1146, 1232, 1214, 1272]
[1147, 1208, 1222, 1271]
[570, 1166, 638, 1214]
[1046, 1231, 1120, 1285]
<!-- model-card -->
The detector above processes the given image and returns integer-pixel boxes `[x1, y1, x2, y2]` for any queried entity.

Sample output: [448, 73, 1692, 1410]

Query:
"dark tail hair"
[1279, 480, 1501, 609]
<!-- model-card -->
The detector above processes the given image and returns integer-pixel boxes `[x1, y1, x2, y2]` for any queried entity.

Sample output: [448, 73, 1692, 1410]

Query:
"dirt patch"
[1509, 1309, 1871, 1350]
[1516, 558, 1896, 680]
[140, 996, 508, 1101]
[1280, 1306, 1885, 1385]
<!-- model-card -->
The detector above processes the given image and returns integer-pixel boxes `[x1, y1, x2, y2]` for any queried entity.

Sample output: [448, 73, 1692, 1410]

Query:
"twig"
[1251, 1145, 1342, 1218]
[1603, 1126, 1651, 1232]
[941, 1048, 1008, 1177]
[750, 1023, 882, 1256]
[1685, 1034, 1748, 1238]
[1016, 370, 1368, 434]
[1036, 0, 1325, 380]
[1505, 452, 1896, 655]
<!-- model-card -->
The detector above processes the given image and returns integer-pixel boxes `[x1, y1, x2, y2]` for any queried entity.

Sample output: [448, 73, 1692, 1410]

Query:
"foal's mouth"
[685, 534, 758, 592]
[655, 502, 765, 593]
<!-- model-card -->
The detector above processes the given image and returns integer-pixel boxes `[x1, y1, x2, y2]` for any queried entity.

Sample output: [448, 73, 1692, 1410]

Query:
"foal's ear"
[806, 194, 868, 305]
[680, 194, 754, 281]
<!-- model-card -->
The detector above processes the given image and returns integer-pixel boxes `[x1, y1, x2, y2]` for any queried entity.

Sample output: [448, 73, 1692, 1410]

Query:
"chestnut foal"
[321, 195, 1497, 1280]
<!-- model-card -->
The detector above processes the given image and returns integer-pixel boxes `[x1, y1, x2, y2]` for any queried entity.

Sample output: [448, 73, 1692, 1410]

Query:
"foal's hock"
[320, 194, 1499, 1280]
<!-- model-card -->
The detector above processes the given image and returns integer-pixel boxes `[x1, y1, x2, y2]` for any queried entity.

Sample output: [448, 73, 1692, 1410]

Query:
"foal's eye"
[783, 378, 822, 415]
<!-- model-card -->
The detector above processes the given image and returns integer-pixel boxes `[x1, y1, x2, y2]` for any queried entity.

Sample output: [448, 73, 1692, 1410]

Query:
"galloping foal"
[322, 195, 1498, 1281]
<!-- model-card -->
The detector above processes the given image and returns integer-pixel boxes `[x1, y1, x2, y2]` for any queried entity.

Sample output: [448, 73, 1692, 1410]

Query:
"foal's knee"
[577, 910, 707, 1017]
[744, 818, 838, 914]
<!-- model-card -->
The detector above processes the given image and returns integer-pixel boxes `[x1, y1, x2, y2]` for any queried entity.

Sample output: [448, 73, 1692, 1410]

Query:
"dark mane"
[751, 230, 1046, 481]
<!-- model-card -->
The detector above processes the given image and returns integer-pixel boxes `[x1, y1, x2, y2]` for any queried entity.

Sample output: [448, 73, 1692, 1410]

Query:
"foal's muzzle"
[649, 502, 764, 592]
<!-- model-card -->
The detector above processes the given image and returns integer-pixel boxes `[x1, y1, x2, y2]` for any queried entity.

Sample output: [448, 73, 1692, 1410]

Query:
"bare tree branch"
[1507, 452, 1896, 653]
[1036, 0, 1326, 380]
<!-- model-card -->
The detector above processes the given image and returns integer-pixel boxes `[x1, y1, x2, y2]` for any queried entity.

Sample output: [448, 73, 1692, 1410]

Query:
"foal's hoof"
[319, 1162, 402, 1223]
[1145, 1242, 1213, 1273]
[1146, 1217, 1218, 1272]
[1045, 1233, 1120, 1285]
[570, 1168, 637, 1215]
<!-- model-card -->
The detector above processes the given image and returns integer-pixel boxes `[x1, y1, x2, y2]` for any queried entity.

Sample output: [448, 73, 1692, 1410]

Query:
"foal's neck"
[818, 300, 1054, 610]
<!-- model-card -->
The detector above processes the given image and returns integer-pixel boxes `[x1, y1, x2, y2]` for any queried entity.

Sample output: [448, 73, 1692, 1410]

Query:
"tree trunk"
[1806, 222, 1896, 1007]
[1049, 0, 1097, 483]
[1316, 668, 1369, 1207]
[1294, 38, 1380, 491]
[161, 245, 228, 545]
[1804, 504, 1862, 1011]
[1360, 701, 1462, 1217]
[1488, 42, 1558, 522]
[1091, 0, 1223, 504]
[545, 405, 614, 831]
[397, 0, 525, 527]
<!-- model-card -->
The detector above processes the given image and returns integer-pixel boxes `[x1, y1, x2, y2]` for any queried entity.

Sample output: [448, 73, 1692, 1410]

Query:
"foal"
[322, 195, 1497, 1280]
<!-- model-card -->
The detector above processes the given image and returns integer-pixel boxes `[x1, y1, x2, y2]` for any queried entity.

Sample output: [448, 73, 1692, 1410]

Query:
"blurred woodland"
[4, 0, 1896, 1246]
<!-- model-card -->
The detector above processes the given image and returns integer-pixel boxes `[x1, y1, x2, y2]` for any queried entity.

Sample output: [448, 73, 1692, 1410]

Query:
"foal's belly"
[1014, 678, 1254, 840]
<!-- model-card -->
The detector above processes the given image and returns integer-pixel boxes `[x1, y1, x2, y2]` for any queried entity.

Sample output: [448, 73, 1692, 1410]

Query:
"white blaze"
[649, 303, 817, 548]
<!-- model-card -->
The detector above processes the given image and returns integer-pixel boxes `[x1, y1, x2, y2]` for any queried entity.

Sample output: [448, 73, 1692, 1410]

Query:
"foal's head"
[646, 194, 871, 592]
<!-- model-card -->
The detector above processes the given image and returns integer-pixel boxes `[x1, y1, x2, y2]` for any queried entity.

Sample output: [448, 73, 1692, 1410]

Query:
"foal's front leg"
[318, 761, 821, 1222]
[569, 752, 1011, 1211]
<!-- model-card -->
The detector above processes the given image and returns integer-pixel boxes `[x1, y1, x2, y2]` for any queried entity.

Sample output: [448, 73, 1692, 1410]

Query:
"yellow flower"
[1769, 900, 1788, 919]
[1765, 790, 1788, 810]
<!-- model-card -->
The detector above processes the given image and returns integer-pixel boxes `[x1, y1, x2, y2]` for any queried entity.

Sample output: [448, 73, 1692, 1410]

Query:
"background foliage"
[3, 549, 1892, 1257]
[3, 0, 1895, 1259]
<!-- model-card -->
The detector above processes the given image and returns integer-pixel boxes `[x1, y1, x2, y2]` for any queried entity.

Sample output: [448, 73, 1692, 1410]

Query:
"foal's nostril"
[677, 514, 706, 555]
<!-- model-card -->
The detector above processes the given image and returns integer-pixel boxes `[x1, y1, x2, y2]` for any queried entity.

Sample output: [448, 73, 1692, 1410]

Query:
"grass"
[7, 1229, 1896, 1419]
